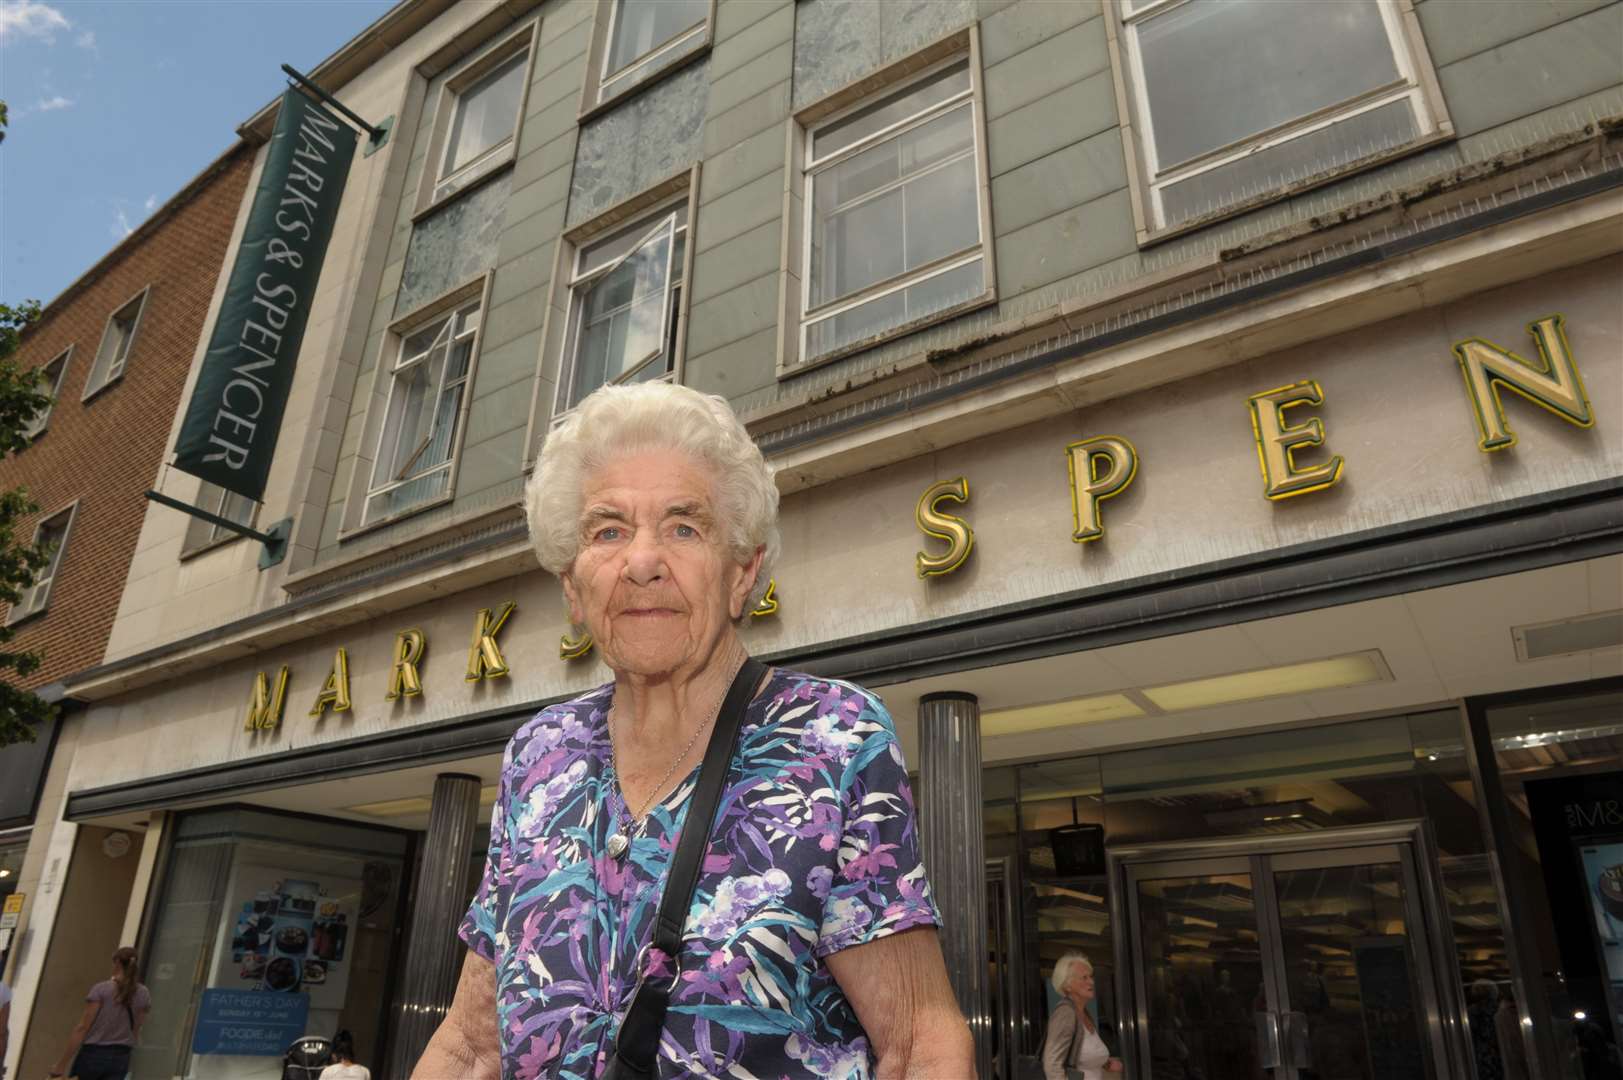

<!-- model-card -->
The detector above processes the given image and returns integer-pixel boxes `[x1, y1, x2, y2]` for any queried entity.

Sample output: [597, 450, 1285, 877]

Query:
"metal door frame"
[1107, 819, 1471, 1079]
[986, 856, 1024, 1080]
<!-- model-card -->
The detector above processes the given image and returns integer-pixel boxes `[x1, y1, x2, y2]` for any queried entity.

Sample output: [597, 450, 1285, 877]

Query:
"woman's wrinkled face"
[1067, 968, 1095, 1003]
[563, 451, 759, 678]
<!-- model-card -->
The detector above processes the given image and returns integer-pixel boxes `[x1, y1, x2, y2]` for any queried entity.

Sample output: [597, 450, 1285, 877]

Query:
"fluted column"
[917, 691, 989, 1079]
[389, 773, 481, 1079]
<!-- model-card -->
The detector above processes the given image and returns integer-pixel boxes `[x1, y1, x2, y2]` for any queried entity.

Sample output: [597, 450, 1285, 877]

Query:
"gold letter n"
[1455, 314, 1593, 451]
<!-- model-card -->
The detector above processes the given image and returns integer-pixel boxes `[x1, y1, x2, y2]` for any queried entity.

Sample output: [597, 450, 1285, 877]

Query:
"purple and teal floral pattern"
[461, 667, 940, 1079]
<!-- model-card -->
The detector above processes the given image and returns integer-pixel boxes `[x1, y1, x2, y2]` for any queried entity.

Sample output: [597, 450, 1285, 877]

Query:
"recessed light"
[982, 694, 1146, 737]
[1142, 652, 1388, 713]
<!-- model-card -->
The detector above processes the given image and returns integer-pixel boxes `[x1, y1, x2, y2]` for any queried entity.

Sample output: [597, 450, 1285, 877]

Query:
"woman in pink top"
[46, 946, 150, 1080]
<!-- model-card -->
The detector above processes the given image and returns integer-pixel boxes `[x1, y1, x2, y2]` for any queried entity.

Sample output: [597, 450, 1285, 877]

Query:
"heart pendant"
[606, 833, 630, 859]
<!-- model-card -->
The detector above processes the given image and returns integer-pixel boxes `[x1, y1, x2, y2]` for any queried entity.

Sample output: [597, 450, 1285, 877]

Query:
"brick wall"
[0, 146, 254, 688]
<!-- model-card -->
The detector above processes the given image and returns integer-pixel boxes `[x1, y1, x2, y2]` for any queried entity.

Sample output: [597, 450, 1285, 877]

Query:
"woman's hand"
[1106, 1058, 1124, 1072]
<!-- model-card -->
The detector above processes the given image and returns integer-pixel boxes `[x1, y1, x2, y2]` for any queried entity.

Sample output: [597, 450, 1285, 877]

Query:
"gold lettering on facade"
[560, 631, 594, 660]
[915, 477, 974, 578]
[1066, 436, 1138, 543]
[385, 629, 426, 699]
[1454, 314, 1592, 451]
[245, 667, 291, 730]
[309, 648, 351, 717]
[466, 602, 516, 682]
[1247, 380, 1344, 501]
[751, 579, 779, 618]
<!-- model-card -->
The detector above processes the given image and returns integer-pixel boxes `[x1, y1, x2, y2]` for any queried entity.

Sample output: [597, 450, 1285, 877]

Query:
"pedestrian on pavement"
[45, 946, 149, 1080]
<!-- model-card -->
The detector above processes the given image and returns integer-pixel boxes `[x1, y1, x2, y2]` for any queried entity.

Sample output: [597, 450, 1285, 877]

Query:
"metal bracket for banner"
[144, 490, 291, 570]
[280, 64, 390, 148]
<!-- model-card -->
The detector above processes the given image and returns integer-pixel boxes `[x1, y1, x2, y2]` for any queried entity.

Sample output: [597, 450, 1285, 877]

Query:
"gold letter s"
[915, 477, 974, 578]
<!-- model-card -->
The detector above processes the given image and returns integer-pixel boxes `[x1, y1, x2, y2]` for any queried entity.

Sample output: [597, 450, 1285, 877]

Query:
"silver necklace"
[605, 650, 744, 860]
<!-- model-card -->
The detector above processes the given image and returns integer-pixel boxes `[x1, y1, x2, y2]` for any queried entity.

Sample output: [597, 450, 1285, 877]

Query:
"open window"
[364, 300, 482, 524]
[551, 179, 696, 417]
[23, 347, 72, 440]
[83, 286, 149, 399]
[585, 0, 713, 114]
[8, 504, 76, 624]
[1108, 0, 1451, 240]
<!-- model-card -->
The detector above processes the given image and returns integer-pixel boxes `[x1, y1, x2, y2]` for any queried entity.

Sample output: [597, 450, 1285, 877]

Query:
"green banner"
[173, 89, 357, 501]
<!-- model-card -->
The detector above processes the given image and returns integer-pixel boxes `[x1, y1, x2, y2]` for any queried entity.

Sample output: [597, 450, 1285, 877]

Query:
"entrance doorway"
[1109, 823, 1466, 1079]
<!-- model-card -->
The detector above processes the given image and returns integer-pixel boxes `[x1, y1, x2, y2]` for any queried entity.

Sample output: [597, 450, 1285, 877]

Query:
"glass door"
[1119, 835, 1456, 1079]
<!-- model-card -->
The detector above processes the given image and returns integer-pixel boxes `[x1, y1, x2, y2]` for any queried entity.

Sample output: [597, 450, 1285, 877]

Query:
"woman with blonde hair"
[46, 946, 150, 1080]
[1043, 951, 1121, 1080]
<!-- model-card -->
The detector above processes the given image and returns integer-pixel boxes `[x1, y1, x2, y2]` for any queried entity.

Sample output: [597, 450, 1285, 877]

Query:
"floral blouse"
[460, 667, 941, 1079]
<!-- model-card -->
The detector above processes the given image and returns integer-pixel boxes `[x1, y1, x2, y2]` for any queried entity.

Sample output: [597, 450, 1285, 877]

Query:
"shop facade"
[8, 0, 1618, 1077]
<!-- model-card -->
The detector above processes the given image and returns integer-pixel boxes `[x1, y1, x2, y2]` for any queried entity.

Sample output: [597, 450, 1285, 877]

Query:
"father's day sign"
[191, 988, 310, 1056]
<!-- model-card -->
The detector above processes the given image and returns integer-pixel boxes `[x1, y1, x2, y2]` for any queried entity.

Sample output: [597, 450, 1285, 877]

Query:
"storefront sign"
[915, 477, 974, 577]
[1, 893, 23, 929]
[1454, 314, 1591, 451]
[174, 89, 357, 500]
[191, 988, 310, 1056]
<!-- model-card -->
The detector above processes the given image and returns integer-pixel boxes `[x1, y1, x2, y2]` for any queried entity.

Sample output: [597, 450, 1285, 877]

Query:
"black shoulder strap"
[609, 656, 766, 1077]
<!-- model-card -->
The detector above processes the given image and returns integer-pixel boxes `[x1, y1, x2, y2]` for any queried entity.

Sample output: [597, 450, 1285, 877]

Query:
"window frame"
[179, 482, 260, 559]
[342, 274, 494, 540]
[414, 21, 539, 218]
[23, 346, 73, 441]
[532, 166, 699, 452]
[579, 0, 717, 121]
[82, 285, 151, 401]
[7, 502, 78, 625]
[777, 29, 997, 378]
[1105, 0, 1453, 245]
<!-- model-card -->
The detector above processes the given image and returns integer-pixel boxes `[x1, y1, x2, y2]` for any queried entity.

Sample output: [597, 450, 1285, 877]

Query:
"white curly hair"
[1052, 951, 1093, 995]
[525, 381, 780, 612]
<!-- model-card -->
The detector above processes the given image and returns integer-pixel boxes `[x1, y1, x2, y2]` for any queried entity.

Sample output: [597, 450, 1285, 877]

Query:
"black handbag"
[600, 656, 765, 1080]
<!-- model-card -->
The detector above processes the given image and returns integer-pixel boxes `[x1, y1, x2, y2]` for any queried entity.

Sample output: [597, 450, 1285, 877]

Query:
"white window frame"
[581, 0, 716, 119]
[23, 346, 72, 440]
[416, 23, 538, 216]
[778, 29, 996, 377]
[180, 482, 260, 558]
[8, 503, 77, 625]
[552, 196, 692, 418]
[1107, 0, 1452, 243]
[363, 295, 484, 527]
[82, 285, 150, 400]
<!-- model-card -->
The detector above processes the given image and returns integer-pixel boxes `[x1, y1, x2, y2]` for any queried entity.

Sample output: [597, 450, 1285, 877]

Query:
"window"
[365, 299, 482, 523]
[795, 55, 993, 368]
[591, 0, 710, 109]
[9, 505, 74, 623]
[84, 288, 148, 398]
[181, 482, 258, 557]
[1112, 0, 1450, 237]
[557, 198, 689, 411]
[23, 347, 72, 439]
[423, 30, 535, 208]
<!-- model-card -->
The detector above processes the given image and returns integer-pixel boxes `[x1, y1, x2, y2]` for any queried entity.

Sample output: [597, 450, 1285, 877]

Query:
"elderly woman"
[1042, 952, 1120, 1080]
[416, 383, 972, 1079]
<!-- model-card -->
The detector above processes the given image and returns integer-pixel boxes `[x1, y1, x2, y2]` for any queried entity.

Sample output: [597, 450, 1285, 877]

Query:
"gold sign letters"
[1067, 436, 1138, 543]
[1247, 379, 1344, 501]
[751, 579, 779, 618]
[915, 477, 974, 578]
[466, 602, 516, 681]
[384, 629, 426, 700]
[309, 648, 351, 718]
[1454, 314, 1591, 451]
[245, 666, 290, 731]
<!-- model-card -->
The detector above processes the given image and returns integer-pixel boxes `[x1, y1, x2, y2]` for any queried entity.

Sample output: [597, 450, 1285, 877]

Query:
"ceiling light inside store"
[346, 785, 499, 819]
[1142, 652, 1389, 713]
[982, 694, 1145, 736]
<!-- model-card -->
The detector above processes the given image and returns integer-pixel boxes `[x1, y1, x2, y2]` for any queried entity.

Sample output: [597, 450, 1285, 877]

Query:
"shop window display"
[1486, 687, 1623, 1080]
[132, 809, 408, 1080]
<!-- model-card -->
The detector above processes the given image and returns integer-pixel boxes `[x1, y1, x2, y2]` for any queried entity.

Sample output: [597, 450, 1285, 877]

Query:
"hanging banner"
[173, 89, 356, 500]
